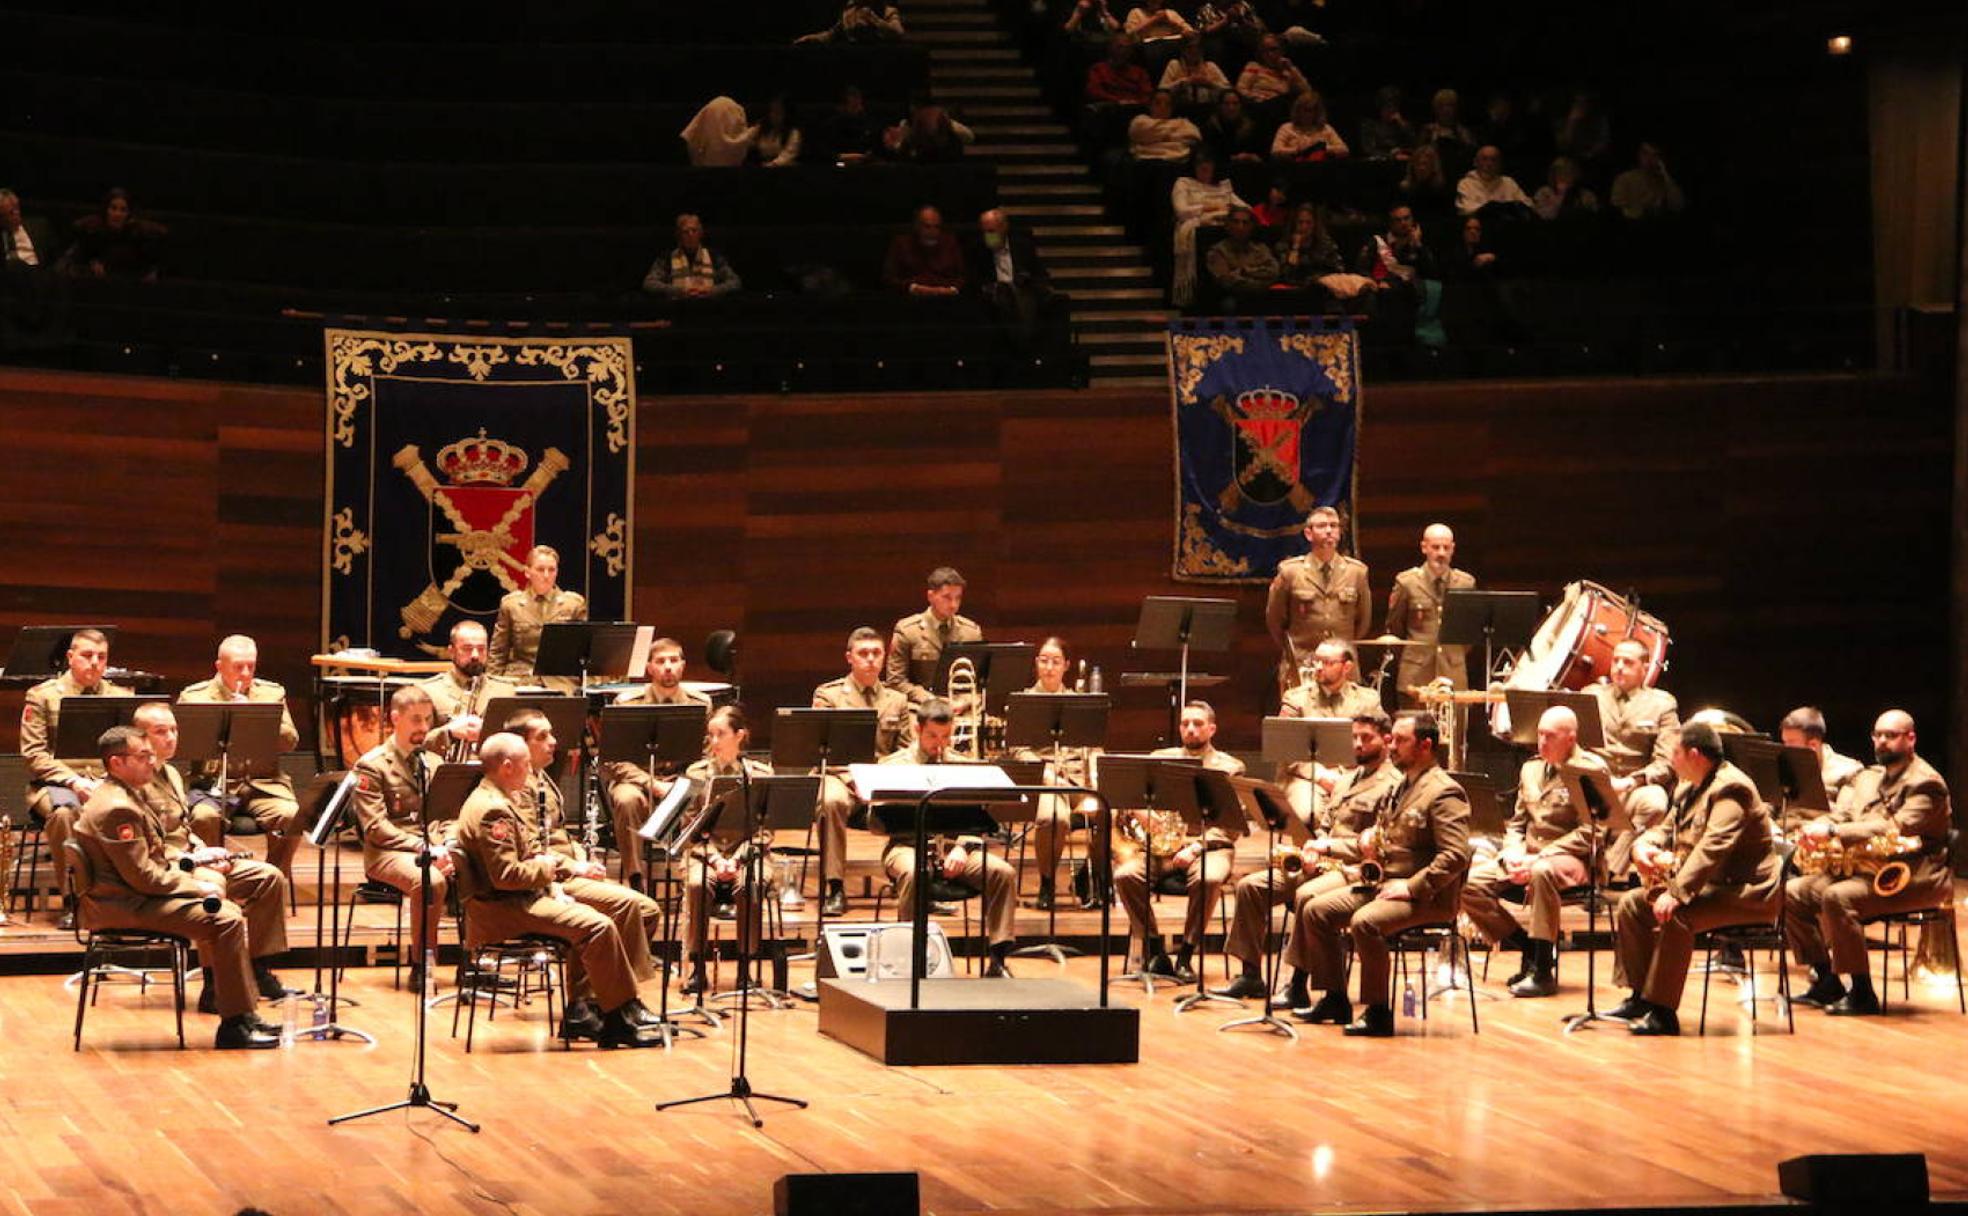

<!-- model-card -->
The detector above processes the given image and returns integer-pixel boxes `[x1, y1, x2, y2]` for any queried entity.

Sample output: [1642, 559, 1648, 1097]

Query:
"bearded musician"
[418, 620, 517, 759]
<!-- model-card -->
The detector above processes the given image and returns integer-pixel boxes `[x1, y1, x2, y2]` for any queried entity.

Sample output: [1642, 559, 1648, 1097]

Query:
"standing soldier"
[1265, 507, 1371, 698]
[1382, 523, 1476, 704]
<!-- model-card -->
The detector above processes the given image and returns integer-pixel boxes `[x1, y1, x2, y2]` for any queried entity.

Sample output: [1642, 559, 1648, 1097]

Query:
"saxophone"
[1120, 808, 1187, 860]
[1796, 831, 1924, 896]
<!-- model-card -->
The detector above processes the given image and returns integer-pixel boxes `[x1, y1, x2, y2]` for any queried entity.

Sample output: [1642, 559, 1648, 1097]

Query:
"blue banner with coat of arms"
[1168, 318, 1360, 582]
[322, 330, 635, 657]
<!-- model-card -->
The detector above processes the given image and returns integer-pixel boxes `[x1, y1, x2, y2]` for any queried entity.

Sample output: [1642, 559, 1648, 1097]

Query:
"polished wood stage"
[5, 836, 1967, 1216]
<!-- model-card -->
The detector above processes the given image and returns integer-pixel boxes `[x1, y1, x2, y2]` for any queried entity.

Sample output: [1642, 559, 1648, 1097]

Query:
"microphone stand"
[330, 755, 477, 1132]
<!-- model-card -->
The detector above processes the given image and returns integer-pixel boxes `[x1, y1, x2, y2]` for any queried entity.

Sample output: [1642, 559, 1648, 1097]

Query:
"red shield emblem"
[1214, 388, 1320, 511]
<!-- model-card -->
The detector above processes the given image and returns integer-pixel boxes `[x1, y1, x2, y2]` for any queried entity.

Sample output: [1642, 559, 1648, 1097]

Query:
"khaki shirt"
[682, 755, 775, 856]
[351, 739, 442, 856]
[1384, 565, 1477, 687]
[1317, 760, 1400, 863]
[1506, 746, 1608, 861]
[1371, 763, 1470, 902]
[1640, 761, 1778, 904]
[488, 588, 588, 678]
[1266, 553, 1371, 654]
[142, 765, 199, 854]
[877, 743, 985, 848]
[1829, 754, 1952, 891]
[884, 609, 983, 705]
[1588, 682, 1679, 787]
[454, 775, 567, 904]
[177, 677, 300, 799]
[1820, 746, 1864, 813]
[74, 777, 204, 905]
[1279, 679, 1380, 782]
[417, 668, 520, 755]
[21, 673, 134, 787]
[599, 683, 711, 794]
[811, 675, 916, 759]
[513, 770, 585, 862]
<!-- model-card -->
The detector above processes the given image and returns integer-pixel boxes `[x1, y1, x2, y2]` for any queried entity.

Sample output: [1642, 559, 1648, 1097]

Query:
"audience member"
[1064, 0, 1122, 36]
[641, 214, 741, 300]
[1356, 203, 1442, 342]
[817, 85, 881, 163]
[1234, 35, 1311, 124]
[1455, 145, 1533, 218]
[1447, 214, 1500, 279]
[1532, 156, 1599, 221]
[1200, 91, 1266, 166]
[971, 208, 1062, 348]
[796, 1, 905, 44]
[0, 188, 60, 345]
[883, 205, 967, 296]
[1611, 142, 1685, 220]
[1195, 0, 1266, 59]
[1171, 151, 1248, 305]
[1397, 142, 1455, 218]
[749, 96, 803, 167]
[58, 188, 165, 282]
[1203, 206, 1279, 308]
[1124, 0, 1194, 43]
[1159, 36, 1232, 112]
[1553, 90, 1613, 170]
[1250, 179, 1289, 232]
[1476, 91, 1539, 170]
[885, 100, 973, 162]
[1358, 86, 1415, 160]
[681, 96, 754, 167]
[1272, 202, 1342, 290]
[1128, 90, 1202, 161]
[1085, 34, 1154, 106]
[1271, 91, 1348, 161]
[1419, 88, 1476, 169]
[0, 190, 53, 271]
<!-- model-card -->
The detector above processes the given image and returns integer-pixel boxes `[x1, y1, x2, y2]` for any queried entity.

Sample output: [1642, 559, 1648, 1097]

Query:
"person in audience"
[817, 85, 881, 163]
[1455, 145, 1533, 218]
[642, 214, 741, 300]
[1272, 202, 1340, 293]
[1418, 88, 1475, 169]
[1200, 91, 1266, 166]
[1159, 35, 1231, 113]
[1250, 179, 1289, 233]
[1085, 34, 1154, 106]
[1611, 141, 1685, 220]
[885, 100, 973, 162]
[1356, 203, 1440, 340]
[795, 0, 905, 43]
[1128, 89, 1202, 162]
[58, 188, 165, 282]
[883, 205, 967, 296]
[1475, 90, 1539, 171]
[1553, 89, 1613, 171]
[1447, 214, 1501, 279]
[1532, 155, 1599, 221]
[1397, 142, 1455, 219]
[1358, 86, 1414, 160]
[971, 208, 1062, 344]
[680, 96, 754, 167]
[1204, 205, 1279, 309]
[0, 188, 60, 344]
[1124, 0, 1194, 43]
[1233, 35, 1311, 125]
[749, 95, 802, 167]
[1271, 91, 1348, 161]
[1195, 0, 1266, 59]
[0, 189, 54, 272]
[1064, 0, 1122, 37]
[1171, 151, 1249, 306]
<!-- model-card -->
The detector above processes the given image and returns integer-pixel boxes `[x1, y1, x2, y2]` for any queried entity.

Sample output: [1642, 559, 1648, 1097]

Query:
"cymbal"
[1354, 635, 1432, 648]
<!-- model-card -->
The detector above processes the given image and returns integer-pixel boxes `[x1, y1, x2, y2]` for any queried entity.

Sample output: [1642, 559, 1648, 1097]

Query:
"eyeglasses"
[1871, 729, 1910, 740]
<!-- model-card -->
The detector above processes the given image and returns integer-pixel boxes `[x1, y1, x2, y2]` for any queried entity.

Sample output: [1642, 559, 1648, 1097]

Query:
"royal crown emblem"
[435, 430, 529, 486]
[1235, 388, 1300, 419]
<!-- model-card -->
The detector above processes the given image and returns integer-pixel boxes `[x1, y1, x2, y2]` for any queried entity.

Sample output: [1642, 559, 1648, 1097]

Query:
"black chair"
[1861, 832, 1965, 1015]
[449, 920, 573, 1053]
[1387, 916, 1480, 1035]
[63, 842, 190, 1051]
[1696, 911, 1795, 1035]
[338, 879, 408, 990]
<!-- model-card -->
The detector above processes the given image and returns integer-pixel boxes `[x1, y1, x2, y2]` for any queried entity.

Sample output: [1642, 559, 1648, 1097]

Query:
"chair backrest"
[0, 754, 26, 827]
[61, 841, 94, 942]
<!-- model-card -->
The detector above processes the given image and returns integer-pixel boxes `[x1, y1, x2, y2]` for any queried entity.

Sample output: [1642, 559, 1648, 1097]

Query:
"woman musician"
[1012, 637, 1107, 911]
[678, 705, 774, 996]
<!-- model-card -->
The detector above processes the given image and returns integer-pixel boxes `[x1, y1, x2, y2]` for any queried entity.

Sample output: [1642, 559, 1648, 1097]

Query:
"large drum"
[1493, 581, 1670, 741]
[317, 674, 417, 767]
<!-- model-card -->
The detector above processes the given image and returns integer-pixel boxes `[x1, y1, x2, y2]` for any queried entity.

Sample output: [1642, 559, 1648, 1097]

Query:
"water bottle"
[1401, 978, 1417, 1018]
[281, 991, 299, 1046]
[311, 996, 329, 1030]
[1088, 665, 1104, 695]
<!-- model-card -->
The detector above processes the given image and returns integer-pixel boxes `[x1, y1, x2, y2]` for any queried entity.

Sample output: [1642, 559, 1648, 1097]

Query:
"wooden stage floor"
[4, 887, 1968, 1216]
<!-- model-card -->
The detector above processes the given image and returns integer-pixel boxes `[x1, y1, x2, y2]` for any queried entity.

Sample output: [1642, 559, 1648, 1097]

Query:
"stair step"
[996, 162, 1090, 177]
[933, 64, 1032, 79]
[1051, 265, 1154, 280]
[1031, 224, 1127, 238]
[1075, 308, 1177, 322]
[969, 142, 1081, 158]
[965, 104, 1055, 118]
[916, 29, 1012, 44]
[1004, 205, 1108, 220]
[970, 123, 1067, 137]
[1000, 182, 1101, 197]
[1090, 352, 1170, 368]
[937, 83, 1043, 98]
[927, 46, 1022, 60]
[1068, 286, 1168, 300]
[1090, 372, 1170, 388]
[914, 11, 1000, 24]
[1037, 244, 1147, 259]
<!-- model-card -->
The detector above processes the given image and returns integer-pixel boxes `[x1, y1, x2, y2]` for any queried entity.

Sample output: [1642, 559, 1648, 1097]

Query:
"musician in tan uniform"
[1382, 523, 1476, 703]
[1589, 638, 1681, 879]
[351, 686, 451, 981]
[132, 701, 297, 1006]
[885, 566, 983, 706]
[1114, 700, 1246, 983]
[678, 705, 775, 994]
[451, 733, 661, 1047]
[811, 627, 917, 915]
[177, 635, 304, 878]
[1778, 705, 1865, 818]
[1218, 710, 1396, 1003]
[1277, 639, 1382, 824]
[1292, 712, 1470, 1036]
[878, 698, 1019, 976]
[1017, 637, 1104, 912]
[1610, 720, 1781, 1035]
[72, 725, 278, 1049]
[602, 637, 711, 887]
[488, 544, 588, 686]
[1461, 706, 1606, 997]
[20, 628, 132, 926]
[1786, 710, 1952, 1016]
[419, 620, 517, 758]
[1265, 507, 1371, 696]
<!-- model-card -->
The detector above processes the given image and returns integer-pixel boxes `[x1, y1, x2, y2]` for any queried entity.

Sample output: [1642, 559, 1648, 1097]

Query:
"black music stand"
[1439, 590, 1539, 690]
[1218, 774, 1307, 1040]
[772, 707, 877, 945]
[1172, 765, 1247, 1014]
[931, 641, 1036, 705]
[535, 622, 644, 695]
[1005, 691, 1111, 955]
[1503, 689, 1607, 752]
[1558, 761, 1630, 1035]
[51, 696, 168, 760]
[1096, 755, 1200, 997]
[1132, 596, 1236, 736]
[2, 625, 119, 679]
[297, 770, 373, 1044]
[658, 770, 815, 1128]
[1261, 716, 1355, 790]
[860, 773, 1015, 1002]
[599, 704, 710, 885]
[1773, 745, 1831, 820]
[702, 776, 821, 1010]
[636, 773, 717, 1042]
[173, 703, 287, 838]
[330, 759, 479, 1133]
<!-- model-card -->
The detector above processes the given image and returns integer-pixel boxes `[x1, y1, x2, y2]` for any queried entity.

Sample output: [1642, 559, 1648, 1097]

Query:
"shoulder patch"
[118, 823, 136, 841]
[490, 820, 511, 842]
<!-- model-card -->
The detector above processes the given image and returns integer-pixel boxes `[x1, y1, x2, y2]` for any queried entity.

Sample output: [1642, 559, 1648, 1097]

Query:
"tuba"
[947, 656, 983, 761]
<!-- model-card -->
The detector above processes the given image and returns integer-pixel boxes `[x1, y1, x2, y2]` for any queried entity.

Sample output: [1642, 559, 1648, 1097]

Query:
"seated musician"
[133, 702, 297, 1008]
[488, 544, 587, 689]
[20, 627, 132, 929]
[811, 627, 917, 916]
[1778, 705, 1865, 819]
[351, 686, 452, 987]
[602, 637, 710, 888]
[1589, 638, 1680, 881]
[1278, 639, 1382, 825]
[1015, 636, 1105, 911]
[878, 698, 1018, 977]
[1786, 709, 1951, 1016]
[73, 726, 279, 1049]
[678, 705, 775, 995]
[1460, 705, 1605, 998]
[452, 734, 663, 1047]
[1218, 710, 1397, 1004]
[177, 634, 305, 878]
[884, 566, 983, 707]
[1610, 720, 1780, 1035]
[504, 707, 661, 1004]
[1291, 712, 1470, 1036]
[418, 620, 517, 758]
[1114, 700, 1246, 983]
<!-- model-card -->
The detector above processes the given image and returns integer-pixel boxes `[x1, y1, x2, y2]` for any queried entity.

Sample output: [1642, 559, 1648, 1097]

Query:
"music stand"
[1774, 746, 1831, 818]
[634, 774, 717, 1041]
[1261, 717, 1354, 782]
[599, 704, 710, 883]
[172, 705, 287, 839]
[932, 641, 1036, 708]
[1171, 765, 1246, 1014]
[535, 622, 644, 695]
[52, 696, 168, 760]
[2, 625, 119, 678]
[1439, 590, 1539, 689]
[1218, 775, 1306, 1041]
[479, 696, 588, 751]
[1558, 761, 1630, 1035]
[296, 770, 373, 1044]
[701, 775, 822, 1009]
[1005, 692, 1110, 957]
[1131, 596, 1237, 723]
[1096, 755, 1199, 997]
[1503, 689, 1606, 752]
[772, 707, 877, 946]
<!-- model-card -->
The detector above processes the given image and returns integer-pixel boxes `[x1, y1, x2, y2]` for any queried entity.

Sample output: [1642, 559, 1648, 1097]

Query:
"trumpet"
[1796, 832, 1923, 897]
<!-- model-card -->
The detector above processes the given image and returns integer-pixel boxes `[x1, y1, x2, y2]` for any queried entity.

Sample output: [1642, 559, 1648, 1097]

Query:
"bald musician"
[1382, 523, 1476, 702]
[1590, 637, 1680, 880]
[418, 620, 518, 758]
[177, 634, 304, 877]
[1265, 506, 1371, 696]
[20, 627, 131, 928]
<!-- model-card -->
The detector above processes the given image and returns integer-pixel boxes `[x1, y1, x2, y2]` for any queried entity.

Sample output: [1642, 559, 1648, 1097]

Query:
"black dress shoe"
[623, 999, 667, 1028]
[596, 1007, 661, 1049]
[680, 970, 709, 996]
[254, 967, 299, 1001]
[1604, 993, 1650, 1022]
[1793, 980, 1847, 1008]
[558, 1002, 605, 1042]
[1343, 1004, 1395, 1037]
[1627, 1006, 1681, 1036]
[1032, 881, 1056, 912]
[57, 911, 75, 932]
[1826, 989, 1882, 1017]
[1508, 968, 1559, 998]
[1143, 953, 1179, 978]
[1268, 985, 1311, 1012]
[1168, 959, 1198, 984]
[215, 1014, 279, 1050]
[1293, 992, 1352, 1024]
[1211, 973, 1269, 1000]
[821, 887, 848, 917]
[982, 958, 1012, 979]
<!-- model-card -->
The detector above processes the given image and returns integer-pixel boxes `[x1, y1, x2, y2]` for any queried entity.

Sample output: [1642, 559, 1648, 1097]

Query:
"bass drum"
[318, 675, 417, 767]
[1493, 581, 1670, 739]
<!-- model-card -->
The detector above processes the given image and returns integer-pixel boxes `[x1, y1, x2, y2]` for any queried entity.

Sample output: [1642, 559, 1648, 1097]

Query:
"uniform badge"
[490, 820, 510, 842]
[117, 823, 135, 841]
